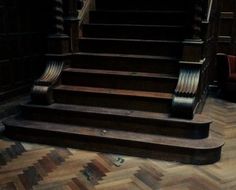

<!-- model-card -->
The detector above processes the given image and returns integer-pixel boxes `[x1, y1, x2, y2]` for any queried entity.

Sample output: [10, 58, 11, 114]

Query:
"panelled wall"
[0, 0, 48, 101]
[217, 0, 236, 54]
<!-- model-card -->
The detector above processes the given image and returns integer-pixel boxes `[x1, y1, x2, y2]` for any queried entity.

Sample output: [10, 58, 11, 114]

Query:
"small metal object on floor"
[108, 154, 125, 167]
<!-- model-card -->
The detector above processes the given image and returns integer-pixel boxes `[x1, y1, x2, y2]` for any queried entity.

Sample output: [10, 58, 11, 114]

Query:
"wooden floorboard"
[0, 96, 235, 190]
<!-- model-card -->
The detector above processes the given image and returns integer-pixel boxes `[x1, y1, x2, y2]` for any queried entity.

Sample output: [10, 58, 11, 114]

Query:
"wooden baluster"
[192, 0, 204, 40]
[52, 0, 64, 35]
[47, 0, 69, 54]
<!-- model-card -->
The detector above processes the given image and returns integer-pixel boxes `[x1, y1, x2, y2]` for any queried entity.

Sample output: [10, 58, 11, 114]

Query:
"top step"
[95, 0, 194, 11]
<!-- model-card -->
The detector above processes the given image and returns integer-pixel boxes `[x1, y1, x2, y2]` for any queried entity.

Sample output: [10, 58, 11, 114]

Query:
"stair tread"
[84, 23, 185, 28]
[79, 38, 182, 56]
[76, 52, 179, 61]
[89, 9, 189, 26]
[83, 22, 186, 41]
[23, 103, 211, 125]
[63, 68, 178, 79]
[95, 0, 193, 12]
[80, 37, 182, 43]
[54, 85, 173, 99]
[91, 10, 186, 14]
[4, 117, 223, 150]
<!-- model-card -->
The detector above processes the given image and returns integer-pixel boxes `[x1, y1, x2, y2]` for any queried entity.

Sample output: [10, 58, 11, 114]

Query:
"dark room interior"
[0, 0, 236, 189]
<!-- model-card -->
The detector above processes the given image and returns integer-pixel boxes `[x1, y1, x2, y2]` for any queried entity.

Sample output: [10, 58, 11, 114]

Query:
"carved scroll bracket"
[31, 61, 64, 104]
[171, 66, 201, 119]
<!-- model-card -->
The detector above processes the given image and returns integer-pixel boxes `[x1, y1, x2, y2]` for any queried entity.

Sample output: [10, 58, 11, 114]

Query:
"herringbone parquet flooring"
[0, 96, 236, 190]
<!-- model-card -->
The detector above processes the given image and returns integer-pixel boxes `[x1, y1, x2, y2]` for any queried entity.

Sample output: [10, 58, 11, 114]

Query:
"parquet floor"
[0, 96, 236, 190]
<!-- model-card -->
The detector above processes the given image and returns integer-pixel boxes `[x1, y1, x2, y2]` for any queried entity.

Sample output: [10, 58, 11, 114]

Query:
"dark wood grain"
[2, 0, 224, 165]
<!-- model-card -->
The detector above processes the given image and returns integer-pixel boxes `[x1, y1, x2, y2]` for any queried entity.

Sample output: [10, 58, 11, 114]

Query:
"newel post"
[31, 0, 70, 104]
[47, 0, 70, 54]
[171, 0, 205, 119]
[192, 0, 204, 40]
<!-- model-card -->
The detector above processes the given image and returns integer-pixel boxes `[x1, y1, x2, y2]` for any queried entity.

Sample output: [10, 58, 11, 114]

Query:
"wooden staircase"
[3, 0, 224, 164]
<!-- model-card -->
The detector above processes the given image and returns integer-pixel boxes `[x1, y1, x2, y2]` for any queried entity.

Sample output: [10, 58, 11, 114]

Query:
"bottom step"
[3, 117, 224, 165]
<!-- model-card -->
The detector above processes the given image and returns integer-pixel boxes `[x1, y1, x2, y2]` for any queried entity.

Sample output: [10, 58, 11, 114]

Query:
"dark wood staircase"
[3, 0, 224, 164]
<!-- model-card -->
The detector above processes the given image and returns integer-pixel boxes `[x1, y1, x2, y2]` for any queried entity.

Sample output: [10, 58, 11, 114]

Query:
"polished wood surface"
[3, 0, 223, 164]
[0, 96, 235, 190]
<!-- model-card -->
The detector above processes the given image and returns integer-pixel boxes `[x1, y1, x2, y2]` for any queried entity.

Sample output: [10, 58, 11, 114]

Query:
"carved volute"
[171, 66, 201, 119]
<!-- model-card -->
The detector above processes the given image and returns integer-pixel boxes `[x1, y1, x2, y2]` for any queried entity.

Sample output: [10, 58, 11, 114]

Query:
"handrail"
[204, 0, 213, 23]
[78, 0, 95, 27]
[79, 0, 90, 22]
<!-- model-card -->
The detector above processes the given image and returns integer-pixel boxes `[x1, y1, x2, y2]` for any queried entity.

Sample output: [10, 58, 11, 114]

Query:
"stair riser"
[21, 106, 210, 139]
[61, 72, 177, 93]
[90, 11, 191, 25]
[71, 54, 179, 75]
[79, 39, 183, 57]
[83, 24, 186, 40]
[95, 0, 194, 11]
[53, 90, 171, 113]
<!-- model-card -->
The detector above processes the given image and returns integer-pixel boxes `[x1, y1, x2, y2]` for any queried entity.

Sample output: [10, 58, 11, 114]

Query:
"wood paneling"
[0, 1, 48, 101]
[217, 0, 236, 54]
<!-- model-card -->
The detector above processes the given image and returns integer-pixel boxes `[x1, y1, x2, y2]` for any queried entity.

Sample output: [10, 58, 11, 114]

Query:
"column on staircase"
[171, 0, 206, 119]
[31, 0, 70, 104]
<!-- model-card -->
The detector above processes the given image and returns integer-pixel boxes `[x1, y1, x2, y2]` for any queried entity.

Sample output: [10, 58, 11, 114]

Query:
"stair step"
[61, 68, 178, 93]
[82, 24, 186, 40]
[95, 0, 193, 11]
[3, 117, 224, 165]
[79, 37, 183, 57]
[89, 10, 190, 25]
[53, 85, 173, 112]
[72, 52, 180, 75]
[21, 103, 211, 139]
